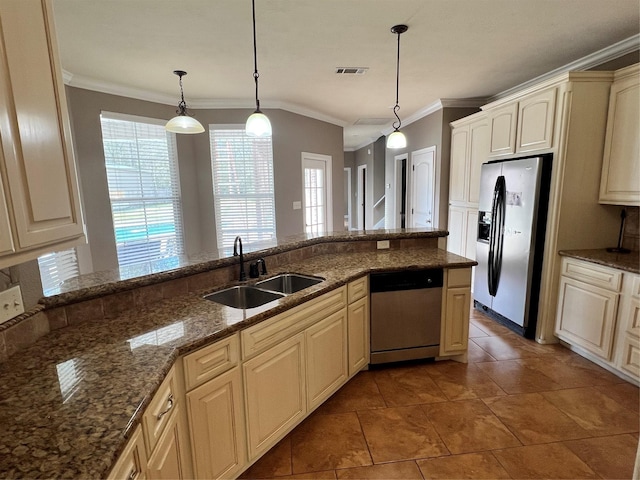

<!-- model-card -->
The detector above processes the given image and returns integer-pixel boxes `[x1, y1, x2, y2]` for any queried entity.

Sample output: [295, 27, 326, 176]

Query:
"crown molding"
[489, 34, 639, 102]
[63, 70, 348, 128]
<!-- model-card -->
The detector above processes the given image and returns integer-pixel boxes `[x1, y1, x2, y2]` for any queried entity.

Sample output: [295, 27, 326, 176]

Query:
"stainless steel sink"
[204, 286, 285, 309]
[256, 273, 324, 294]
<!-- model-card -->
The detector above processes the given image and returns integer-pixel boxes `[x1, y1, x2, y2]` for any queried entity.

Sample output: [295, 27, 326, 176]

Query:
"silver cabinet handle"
[127, 467, 138, 480]
[156, 393, 174, 421]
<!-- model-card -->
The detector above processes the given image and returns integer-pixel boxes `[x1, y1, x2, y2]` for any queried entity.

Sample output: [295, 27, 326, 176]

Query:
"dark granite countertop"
[558, 249, 640, 274]
[0, 243, 475, 479]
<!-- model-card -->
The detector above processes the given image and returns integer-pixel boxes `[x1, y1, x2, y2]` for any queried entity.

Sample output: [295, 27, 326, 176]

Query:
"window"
[100, 112, 184, 267]
[38, 248, 80, 295]
[210, 126, 276, 249]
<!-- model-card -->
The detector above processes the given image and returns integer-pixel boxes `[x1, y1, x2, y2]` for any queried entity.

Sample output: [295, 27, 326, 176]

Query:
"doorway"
[302, 152, 333, 234]
[394, 153, 409, 228]
[357, 164, 367, 230]
[409, 146, 437, 228]
[344, 167, 352, 230]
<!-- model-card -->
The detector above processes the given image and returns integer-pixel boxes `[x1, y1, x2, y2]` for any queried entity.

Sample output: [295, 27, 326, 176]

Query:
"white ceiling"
[52, 0, 640, 150]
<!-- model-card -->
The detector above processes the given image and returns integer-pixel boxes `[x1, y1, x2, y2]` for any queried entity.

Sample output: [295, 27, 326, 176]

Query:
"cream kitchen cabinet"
[616, 273, 640, 378]
[184, 334, 245, 480]
[108, 426, 148, 480]
[599, 63, 640, 206]
[516, 87, 557, 153]
[0, 0, 85, 268]
[243, 332, 306, 461]
[347, 276, 370, 376]
[488, 103, 518, 158]
[147, 402, 191, 480]
[440, 268, 471, 357]
[447, 206, 478, 259]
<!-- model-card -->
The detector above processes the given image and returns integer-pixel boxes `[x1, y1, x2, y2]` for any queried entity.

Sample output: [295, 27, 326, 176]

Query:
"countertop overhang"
[0, 234, 475, 479]
[558, 249, 639, 274]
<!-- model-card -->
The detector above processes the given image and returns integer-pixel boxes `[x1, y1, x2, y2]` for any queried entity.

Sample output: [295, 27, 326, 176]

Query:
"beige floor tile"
[426, 362, 507, 400]
[563, 434, 638, 480]
[595, 382, 640, 414]
[315, 371, 386, 415]
[471, 334, 540, 360]
[257, 471, 337, 480]
[484, 392, 590, 444]
[466, 341, 497, 363]
[358, 405, 449, 463]
[372, 364, 447, 406]
[469, 315, 513, 336]
[492, 443, 597, 479]
[542, 387, 640, 436]
[516, 355, 622, 388]
[476, 359, 563, 394]
[336, 461, 423, 479]
[468, 323, 489, 338]
[239, 436, 292, 479]
[424, 399, 521, 454]
[290, 412, 372, 474]
[416, 452, 511, 479]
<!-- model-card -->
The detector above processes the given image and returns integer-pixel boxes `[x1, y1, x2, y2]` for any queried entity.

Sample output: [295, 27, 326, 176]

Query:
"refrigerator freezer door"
[477, 163, 503, 212]
[489, 157, 542, 327]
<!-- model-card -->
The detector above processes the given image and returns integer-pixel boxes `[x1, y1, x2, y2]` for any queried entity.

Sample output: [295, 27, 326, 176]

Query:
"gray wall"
[384, 107, 479, 230]
[66, 86, 344, 273]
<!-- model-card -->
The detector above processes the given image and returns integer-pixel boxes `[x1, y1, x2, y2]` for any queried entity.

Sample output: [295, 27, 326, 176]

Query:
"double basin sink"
[204, 273, 324, 309]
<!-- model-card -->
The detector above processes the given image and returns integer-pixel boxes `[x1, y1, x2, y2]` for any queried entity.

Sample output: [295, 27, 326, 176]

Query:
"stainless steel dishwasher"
[370, 269, 443, 364]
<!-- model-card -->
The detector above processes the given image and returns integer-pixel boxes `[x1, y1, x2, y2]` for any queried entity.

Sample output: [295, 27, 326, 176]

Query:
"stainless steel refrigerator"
[473, 155, 552, 338]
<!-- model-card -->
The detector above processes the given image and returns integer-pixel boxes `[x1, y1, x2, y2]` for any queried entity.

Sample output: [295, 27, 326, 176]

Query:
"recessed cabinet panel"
[0, 0, 84, 249]
[488, 104, 518, 157]
[147, 405, 189, 480]
[449, 127, 470, 204]
[348, 296, 369, 377]
[440, 285, 471, 356]
[467, 120, 490, 204]
[620, 335, 640, 377]
[0, 174, 13, 256]
[516, 88, 556, 153]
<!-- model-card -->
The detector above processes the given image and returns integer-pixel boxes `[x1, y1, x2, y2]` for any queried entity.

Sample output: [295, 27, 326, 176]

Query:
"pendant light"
[386, 24, 408, 149]
[245, 0, 272, 137]
[165, 70, 205, 134]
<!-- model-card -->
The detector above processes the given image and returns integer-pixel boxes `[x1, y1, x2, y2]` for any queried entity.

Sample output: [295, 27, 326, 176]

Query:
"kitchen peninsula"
[0, 229, 476, 479]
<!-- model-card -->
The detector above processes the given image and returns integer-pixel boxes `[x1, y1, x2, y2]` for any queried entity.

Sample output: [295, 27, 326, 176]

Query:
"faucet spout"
[233, 236, 246, 281]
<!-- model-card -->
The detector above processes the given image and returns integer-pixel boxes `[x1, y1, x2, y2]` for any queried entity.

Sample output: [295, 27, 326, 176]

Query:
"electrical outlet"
[377, 240, 390, 249]
[0, 285, 24, 325]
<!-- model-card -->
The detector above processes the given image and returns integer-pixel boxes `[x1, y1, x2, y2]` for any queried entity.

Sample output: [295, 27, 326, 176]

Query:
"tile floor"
[240, 308, 640, 480]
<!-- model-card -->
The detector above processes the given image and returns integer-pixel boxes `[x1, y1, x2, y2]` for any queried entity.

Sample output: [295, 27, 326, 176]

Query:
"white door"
[302, 153, 332, 234]
[356, 165, 366, 230]
[343, 167, 352, 230]
[409, 146, 436, 228]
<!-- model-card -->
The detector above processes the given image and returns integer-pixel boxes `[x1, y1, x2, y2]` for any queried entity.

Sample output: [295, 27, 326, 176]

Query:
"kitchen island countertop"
[0, 243, 475, 479]
[559, 249, 639, 274]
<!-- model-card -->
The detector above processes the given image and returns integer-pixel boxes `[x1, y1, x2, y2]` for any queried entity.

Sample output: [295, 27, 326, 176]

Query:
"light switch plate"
[377, 240, 390, 249]
[0, 285, 24, 325]
[293, 201, 302, 210]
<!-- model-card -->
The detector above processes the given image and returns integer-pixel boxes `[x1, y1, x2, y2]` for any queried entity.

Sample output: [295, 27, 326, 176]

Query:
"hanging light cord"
[176, 71, 187, 115]
[251, 0, 261, 113]
[392, 27, 402, 131]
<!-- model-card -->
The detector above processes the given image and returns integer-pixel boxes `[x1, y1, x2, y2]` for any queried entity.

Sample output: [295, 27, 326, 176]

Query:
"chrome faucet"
[233, 236, 246, 281]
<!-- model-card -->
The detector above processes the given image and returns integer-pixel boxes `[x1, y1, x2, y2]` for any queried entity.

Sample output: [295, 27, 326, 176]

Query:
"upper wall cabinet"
[599, 63, 640, 206]
[516, 87, 557, 153]
[0, 0, 85, 268]
[488, 103, 518, 158]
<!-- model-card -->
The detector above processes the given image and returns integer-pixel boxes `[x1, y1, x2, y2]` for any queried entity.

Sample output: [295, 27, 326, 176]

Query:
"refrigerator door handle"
[492, 176, 506, 296]
[487, 176, 501, 296]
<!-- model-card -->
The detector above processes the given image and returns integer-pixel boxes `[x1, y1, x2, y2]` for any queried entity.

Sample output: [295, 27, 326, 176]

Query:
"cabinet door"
[516, 88, 557, 153]
[599, 69, 640, 205]
[243, 333, 306, 461]
[464, 209, 478, 261]
[449, 126, 470, 204]
[186, 367, 247, 480]
[147, 405, 190, 480]
[440, 286, 471, 356]
[447, 206, 467, 256]
[107, 426, 148, 480]
[0, 1, 84, 249]
[467, 119, 490, 205]
[306, 308, 348, 410]
[348, 296, 370, 377]
[556, 277, 619, 360]
[488, 103, 518, 157]
[0, 174, 13, 256]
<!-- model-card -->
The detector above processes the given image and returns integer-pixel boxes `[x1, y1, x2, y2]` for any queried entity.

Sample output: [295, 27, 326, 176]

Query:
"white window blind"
[100, 112, 184, 267]
[210, 127, 276, 249]
[38, 248, 79, 294]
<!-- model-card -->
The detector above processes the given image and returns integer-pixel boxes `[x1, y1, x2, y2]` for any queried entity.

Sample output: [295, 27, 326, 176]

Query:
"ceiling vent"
[335, 67, 369, 75]
[354, 118, 392, 126]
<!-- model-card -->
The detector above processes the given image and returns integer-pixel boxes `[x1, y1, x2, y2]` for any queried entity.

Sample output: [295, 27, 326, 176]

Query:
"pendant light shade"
[165, 70, 204, 134]
[386, 24, 408, 149]
[246, 0, 272, 137]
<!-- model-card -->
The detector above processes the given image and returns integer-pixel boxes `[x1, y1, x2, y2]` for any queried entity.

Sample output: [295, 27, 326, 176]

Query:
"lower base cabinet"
[186, 367, 246, 479]
[147, 405, 191, 480]
[243, 332, 307, 461]
[348, 296, 369, 376]
[440, 268, 471, 356]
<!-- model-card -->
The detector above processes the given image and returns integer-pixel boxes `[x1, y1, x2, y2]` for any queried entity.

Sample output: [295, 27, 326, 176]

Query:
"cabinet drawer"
[107, 426, 147, 480]
[447, 268, 472, 288]
[633, 275, 640, 299]
[142, 367, 179, 456]
[242, 286, 347, 359]
[619, 334, 640, 378]
[347, 276, 368, 303]
[561, 258, 622, 291]
[183, 334, 239, 391]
